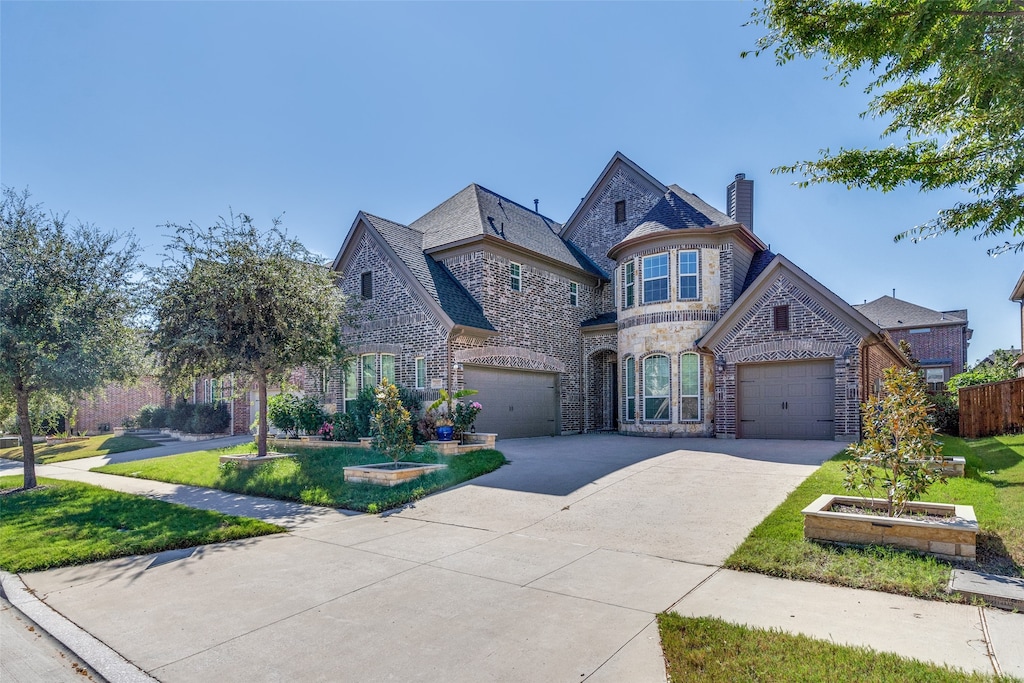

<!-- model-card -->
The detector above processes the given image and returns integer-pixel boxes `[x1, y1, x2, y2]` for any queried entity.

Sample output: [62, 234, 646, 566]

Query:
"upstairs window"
[678, 251, 698, 300]
[510, 262, 522, 292]
[624, 261, 635, 308]
[643, 354, 670, 421]
[642, 254, 669, 303]
[361, 271, 373, 299]
[680, 353, 700, 421]
[614, 200, 626, 224]
[773, 305, 790, 332]
[415, 357, 426, 390]
[569, 282, 578, 307]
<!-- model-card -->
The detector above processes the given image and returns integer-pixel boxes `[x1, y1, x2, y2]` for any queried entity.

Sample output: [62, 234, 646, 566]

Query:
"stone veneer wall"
[710, 273, 862, 440]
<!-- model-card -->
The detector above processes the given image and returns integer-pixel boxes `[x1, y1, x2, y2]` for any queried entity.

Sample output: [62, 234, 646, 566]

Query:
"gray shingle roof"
[852, 296, 967, 329]
[581, 311, 617, 327]
[363, 213, 495, 331]
[411, 184, 602, 276]
[741, 249, 777, 294]
[622, 185, 736, 242]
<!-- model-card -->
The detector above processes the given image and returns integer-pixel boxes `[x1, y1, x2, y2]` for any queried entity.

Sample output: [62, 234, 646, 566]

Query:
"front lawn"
[657, 614, 1006, 682]
[93, 443, 507, 512]
[725, 435, 1024, 599]
[0, 476, 284, 573]
[0, 434, 157, 464]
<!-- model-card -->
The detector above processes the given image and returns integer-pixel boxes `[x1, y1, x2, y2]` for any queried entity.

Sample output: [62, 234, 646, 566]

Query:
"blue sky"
[2, 1, 1018, 364]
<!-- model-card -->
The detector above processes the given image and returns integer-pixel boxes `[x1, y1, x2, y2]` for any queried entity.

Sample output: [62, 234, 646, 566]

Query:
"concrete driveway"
[20, 435, 840, 682]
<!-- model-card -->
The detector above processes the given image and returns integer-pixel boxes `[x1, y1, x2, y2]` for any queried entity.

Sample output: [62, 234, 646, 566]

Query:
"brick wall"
[885, 324, 968, 379]
[75, 376, 168, 434]
[861, 337, 908, 401]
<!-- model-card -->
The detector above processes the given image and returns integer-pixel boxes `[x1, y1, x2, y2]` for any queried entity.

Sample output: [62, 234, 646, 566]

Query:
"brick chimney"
[727, 173, 754, 232]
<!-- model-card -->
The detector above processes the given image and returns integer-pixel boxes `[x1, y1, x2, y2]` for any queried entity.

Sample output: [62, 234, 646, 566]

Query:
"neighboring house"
[853, 296, 971, 391]
[332, 152, 907, 441]
[1010, 271, 1024, 377]
[75, 375, 168, 434]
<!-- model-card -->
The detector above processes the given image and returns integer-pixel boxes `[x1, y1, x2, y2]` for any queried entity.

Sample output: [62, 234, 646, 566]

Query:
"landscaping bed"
[0, 434, 157, 464]
[92, 442, 507, 512]
[725, 435, 1024, 600]
[657, 614, 1002, 682]
[0, 476, 283, 572]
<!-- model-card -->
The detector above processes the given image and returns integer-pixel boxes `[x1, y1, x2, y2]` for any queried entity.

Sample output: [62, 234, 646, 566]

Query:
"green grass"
[0, 434, 157, 464]
[657, 614, 1012, 682]
[93, 443, 507, 512]
[724, 435, 1024, 599]
[0, 476, 284, 573]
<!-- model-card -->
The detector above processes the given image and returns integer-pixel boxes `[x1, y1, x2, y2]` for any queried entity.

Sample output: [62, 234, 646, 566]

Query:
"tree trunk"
[14, 383, 37, 489]
[257, 370, 268, 458]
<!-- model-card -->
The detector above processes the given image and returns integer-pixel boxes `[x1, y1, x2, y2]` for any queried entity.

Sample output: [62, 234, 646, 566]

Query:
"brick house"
[332, 152, 907, 441]
[853, 296, 971, 390]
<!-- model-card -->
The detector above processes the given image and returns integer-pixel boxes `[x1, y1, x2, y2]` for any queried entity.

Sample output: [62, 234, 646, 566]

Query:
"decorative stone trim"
[724, 340, 850, 364]
[456, 346, 566, 373]
[619, 309, 720, 330]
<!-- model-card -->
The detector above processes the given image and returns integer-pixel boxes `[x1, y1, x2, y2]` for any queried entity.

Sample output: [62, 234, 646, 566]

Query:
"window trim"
[642, 253, 670, 304]
[679, 353, 701, 422]
[415, 357, 426, 390]
[624, 356, 636, 422]
[569, 281, 578, 307]
[643, 354, 671, 422]
[510, 262, 522, 292]
[360, 271, 373, 299]
[677, 250, 699, 301]
[624, 261, 635, 308]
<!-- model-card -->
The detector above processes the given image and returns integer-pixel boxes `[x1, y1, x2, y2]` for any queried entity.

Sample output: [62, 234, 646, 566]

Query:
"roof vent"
[727, 173, 754, 232]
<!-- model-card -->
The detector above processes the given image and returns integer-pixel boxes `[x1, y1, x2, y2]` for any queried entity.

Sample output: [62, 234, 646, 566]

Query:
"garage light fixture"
[715, 356, 726, 371]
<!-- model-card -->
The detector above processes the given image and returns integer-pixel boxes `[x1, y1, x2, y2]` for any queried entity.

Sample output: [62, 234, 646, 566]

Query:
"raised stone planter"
[343, 462, 447, 487]
[0, 436, 20, 448]
[160, 428, 224, 442]
[802, 494, 977, 562]
[461, 432, 497, 448]
[219, 452, 297, 469]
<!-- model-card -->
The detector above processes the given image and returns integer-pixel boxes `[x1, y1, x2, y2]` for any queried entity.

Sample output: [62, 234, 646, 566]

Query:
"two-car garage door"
[738, 360, 835, 440]
[462, 366, 559, 439]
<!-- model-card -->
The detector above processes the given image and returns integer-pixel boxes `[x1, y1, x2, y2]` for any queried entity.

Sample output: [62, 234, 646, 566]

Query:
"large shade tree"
[747, 0, 1024, 253]
[0, 187, 142, 488]
[148, 213, 348, 457]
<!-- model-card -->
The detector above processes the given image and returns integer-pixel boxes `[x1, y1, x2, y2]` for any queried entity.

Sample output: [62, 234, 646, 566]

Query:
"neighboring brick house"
[853, 296, 971, 390]
[1011, 271, 1024, 376]
[333, 152, 907, 441]
[75, 376, 168, 434]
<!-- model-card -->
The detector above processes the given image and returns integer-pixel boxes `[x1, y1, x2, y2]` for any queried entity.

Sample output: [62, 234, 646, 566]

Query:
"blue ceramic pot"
[436, 425, 454, 442]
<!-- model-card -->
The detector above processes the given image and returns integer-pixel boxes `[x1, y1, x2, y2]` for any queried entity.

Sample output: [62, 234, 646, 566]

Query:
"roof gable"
[621, 186, 737, 242]
[853, 296, 967, 329]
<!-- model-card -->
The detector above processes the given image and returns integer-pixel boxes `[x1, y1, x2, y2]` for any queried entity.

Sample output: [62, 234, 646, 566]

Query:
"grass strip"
[93, 443, 507, 512]
[724, 435, 1024, 599]
[0, 476, 284, 573]
[0, 434, 157, 464]
[657, 614, 1009, 682]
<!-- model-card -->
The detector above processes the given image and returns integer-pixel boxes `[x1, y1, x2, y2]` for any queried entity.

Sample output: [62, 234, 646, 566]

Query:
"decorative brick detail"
[619, 309, 720, 330]
[455, 346, 566, 373]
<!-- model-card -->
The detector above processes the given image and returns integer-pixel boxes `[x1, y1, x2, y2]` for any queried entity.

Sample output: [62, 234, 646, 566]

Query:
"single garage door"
[462, 366, 559, 439]
[738, 360, 835, 440]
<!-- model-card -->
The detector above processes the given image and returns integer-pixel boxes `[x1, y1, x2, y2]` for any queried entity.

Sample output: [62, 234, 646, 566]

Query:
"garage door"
[738, 361, 834, 440]
[462, 366, 559, 439]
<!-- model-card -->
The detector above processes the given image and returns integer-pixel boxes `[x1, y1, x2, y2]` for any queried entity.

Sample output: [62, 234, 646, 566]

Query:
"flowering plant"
[453, 400, 482, 438]
[318, 421, 333, 439]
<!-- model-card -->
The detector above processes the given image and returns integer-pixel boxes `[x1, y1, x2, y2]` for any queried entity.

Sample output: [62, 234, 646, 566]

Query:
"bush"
[168, 400, 194, 431]
[295, 396, 327, 436]
[188, 402, 230, 434]
[329, 412, 358, 441]
[347, 387, 376, 438]
[370, 379, 414, 463]
[928, 393, 960, 435]
[267, 393, 300, 437]
[137, 404, 160, 429]
[149, 406, 170, 429]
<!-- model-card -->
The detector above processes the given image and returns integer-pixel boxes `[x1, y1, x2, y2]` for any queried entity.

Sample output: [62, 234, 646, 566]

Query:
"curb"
[0, 570, 157, 683]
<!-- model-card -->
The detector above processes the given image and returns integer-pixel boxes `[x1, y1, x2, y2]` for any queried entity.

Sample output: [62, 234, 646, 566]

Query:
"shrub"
[843, 366, 946, 517]
[168, 400, 194, 431]
[188, 402, 230, 434]
[149, 406, 170, 429]
[453, 400, 482, 440]
[347, 387, 376, 438]
[295, 396, 327, 436]
[370, 378, 414, 464]
[928, 393, 959, 435]
[330, 412, 358, 441]
[137, 404, 160, 429]
[267, 393, 300, 437]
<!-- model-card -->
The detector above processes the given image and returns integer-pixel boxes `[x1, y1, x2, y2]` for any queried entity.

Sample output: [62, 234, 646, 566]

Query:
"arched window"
[643, 354, 670, 421]
[381, 354, 395, 384]
[680, 353, 701, 421]
[624, 356, 636, 421]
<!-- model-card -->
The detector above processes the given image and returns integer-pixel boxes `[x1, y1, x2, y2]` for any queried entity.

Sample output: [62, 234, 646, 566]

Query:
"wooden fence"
[959, 377, 1024, 438]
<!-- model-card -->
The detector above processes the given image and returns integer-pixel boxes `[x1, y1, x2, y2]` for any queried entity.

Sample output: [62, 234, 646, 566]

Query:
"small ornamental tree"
[843, 366, 946, 517]
[370, 378, 414, 465]
[267, 393, 300, 437]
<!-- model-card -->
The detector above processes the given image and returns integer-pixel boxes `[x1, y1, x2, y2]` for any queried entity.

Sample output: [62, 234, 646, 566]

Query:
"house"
[1010, 271, 1024, 376]
[331, 152, 907, 441]
[853, 296, 971, 390]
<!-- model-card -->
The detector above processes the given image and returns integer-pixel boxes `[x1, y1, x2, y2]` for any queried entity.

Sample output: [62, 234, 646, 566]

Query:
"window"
[381, 354, 395, 384]
[625, 357, 636, 421]
[910, 328, 932, 334]
[643, 355, 670, 421]
[642, 254, 669, 303]
[415, 357, 426, 389]
[773, 305, 790, 332]
[614, 200, 626, 224]
[510, 262, 522, 292]
[680, 353, 700, 421]
[624, 261, 635, 308]
[344, 358, 358, 411]
[569, 281, 578, 307]
[925, 367, 946, 391]
[678, 251, 698, 300]
[361, 272, 373, 299]
[361, 354, 376, 390]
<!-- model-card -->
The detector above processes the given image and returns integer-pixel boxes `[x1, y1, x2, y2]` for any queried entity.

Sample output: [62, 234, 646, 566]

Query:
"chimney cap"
[734, 173, 745, 180]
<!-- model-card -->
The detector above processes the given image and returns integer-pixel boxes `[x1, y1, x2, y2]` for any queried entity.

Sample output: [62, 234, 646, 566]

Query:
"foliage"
[452, 400, 483, 439]
[416, 411, 438, 443]
[146, 211, 349, 457]
[746, 1, 1024, 254]
[346, 387, 376, 438]
[843, 367, 946, 517]
[137, 404, 159, 429]
[927, 392, 960, 435]
[188, 402, 230, 434]
[149, 406, 170, 429]
[0, 434, 157, 464]
[95, 443, 508, 513]
[168, 399, 194, 432]
[658, 614, 1000, 683]
[947, 348, 1018, 397]
[328, 411, 358, 441]
[427, 387, 479, 417]
[267, 393, 300, 437]
[294, 396, 327, 436]
[0, 476, 282, 572]
[370, 378, 414, 464]
[0, 187, 142, 487]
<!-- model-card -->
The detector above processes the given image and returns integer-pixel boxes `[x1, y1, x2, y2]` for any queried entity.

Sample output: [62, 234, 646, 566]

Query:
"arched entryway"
[585, 349, 618, 432]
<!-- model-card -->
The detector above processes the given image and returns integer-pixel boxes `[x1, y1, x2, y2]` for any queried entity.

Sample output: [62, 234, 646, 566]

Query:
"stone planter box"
[160, 428, 224, 442]
[219, 452, 297, 469]
[802, 494, 977, 562]
[0, 436, 21, 448]
[461, 432, 497, 448]
[45, 436, 90, 446]
[343, 462, 447, 487]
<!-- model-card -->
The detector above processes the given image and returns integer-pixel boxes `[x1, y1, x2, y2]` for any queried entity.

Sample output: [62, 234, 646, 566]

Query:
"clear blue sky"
[3, 1, 1018, 365]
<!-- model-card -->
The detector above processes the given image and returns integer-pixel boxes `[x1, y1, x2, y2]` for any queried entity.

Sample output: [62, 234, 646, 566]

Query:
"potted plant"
[427, 388, 478, 443]
[435, 415, 454, 442]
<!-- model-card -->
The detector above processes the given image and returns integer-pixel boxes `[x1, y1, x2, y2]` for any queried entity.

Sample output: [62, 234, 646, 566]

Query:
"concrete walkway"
[3, 435, 1023, 681]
